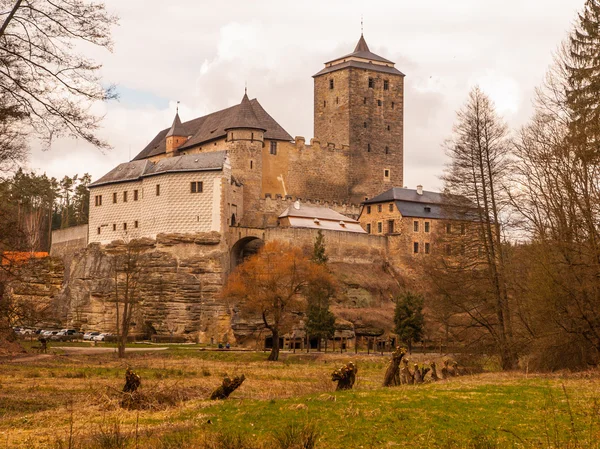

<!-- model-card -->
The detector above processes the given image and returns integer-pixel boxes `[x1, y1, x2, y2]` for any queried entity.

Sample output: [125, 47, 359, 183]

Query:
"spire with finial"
[165, 103, 187, 153]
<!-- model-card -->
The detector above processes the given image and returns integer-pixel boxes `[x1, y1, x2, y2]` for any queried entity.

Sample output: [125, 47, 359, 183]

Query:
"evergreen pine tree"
[306, 230, 335, 349]
[394, 292, 425, 354]
[567, 0, 600, 151]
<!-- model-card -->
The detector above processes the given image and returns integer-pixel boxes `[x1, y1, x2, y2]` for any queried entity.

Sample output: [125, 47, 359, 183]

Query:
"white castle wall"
[88, 170, 226, 245]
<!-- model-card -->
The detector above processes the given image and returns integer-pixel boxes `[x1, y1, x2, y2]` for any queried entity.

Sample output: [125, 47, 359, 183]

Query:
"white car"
[92, 333, 111, 341]
[83, 331, 100, 341]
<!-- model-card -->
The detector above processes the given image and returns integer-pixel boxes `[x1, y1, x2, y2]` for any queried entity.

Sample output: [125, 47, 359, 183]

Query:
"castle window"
[368, 78, 374, 89]
[425, 222, 430, 233]
[97, 227, 101, 235]
[461, 223, 466, 235]
[378, 204, 382, 212]
[123, 191, 128, 203]
[134, 220, 139, 228]
[251, 132, 254, 141]
[250, 160, 253, 169]
[363, 122, 367, 128]
[270, 141, 278, 155]
[156, 184, 160, 196]
[388, 220, 394, 234]
[366, 205, 371, 214]
[363, 97, 366, 104]
[414, 221, 419, 232]
[425, 243, 431, 254]
[378, 100, 382, 106]
[123, 222, 127, 231]
[414, 242, 419, 254]
[366, 223, 371, 234]
[389, 204, 394, 212]
[446, 223, 452, 234]
[190, 181, 203, 193]
[134, 190, 138, 201]
[391, 102, 395, 109]
[377, 222, 382, 233]
[323, 100, 326, 107]
[385, 146, 389, 154]
[336, 97, 339, 104]
[112, 223, 116, 231]
[94, 195, 102, 206]
[367, 143, 371, 152]
[329, 79, 334, 89]
[387, 125, 391, 131]
[384, 80, 389, 90]
[384, 169, 390, 178]
[112, 192, 117, 204]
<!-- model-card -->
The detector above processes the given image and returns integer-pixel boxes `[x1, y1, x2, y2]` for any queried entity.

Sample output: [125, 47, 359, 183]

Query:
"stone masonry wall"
[348, 67, 404, 203]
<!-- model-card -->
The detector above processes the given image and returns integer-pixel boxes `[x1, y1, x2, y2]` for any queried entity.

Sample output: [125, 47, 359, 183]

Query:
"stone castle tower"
[313, 34, 405, 203]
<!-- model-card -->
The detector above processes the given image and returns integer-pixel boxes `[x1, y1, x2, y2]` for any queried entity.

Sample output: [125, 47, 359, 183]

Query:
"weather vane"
[176, 100, 180, 113]
[361, 15, 363, 35]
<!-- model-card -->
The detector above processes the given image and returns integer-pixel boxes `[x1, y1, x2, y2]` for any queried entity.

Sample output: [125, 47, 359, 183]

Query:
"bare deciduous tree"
[0, 0, 118, 149]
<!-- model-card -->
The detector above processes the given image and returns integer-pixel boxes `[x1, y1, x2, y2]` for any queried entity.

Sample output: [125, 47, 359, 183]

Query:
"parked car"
[92, 333, 112, 342]
[51, 329, 83, 341]
[41, 330, 60, 338]
[83, 331, 100, 341]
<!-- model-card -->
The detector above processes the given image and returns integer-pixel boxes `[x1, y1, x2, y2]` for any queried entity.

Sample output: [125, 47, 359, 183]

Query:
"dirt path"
[5, 346, 168, 363]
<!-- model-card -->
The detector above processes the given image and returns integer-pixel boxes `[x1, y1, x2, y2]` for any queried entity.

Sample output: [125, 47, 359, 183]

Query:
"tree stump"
[430, 361, 439, 381]
[123, 368, 141, 393]
[401, 359, 414, 384]
[441, 359, 450, 379]
[210, 374, 246, 400]
[383, 347, 406, 387]
[414, 364, 423, 383]
[331, 362, 357, 390]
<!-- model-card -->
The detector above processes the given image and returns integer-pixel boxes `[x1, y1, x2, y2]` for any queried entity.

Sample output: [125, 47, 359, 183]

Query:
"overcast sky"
[28, 0, 583, 192]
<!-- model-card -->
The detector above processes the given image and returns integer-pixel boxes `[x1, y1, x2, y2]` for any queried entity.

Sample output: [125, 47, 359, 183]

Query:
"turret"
[225, 91, 266, 143]
[165, 111, 188, 153]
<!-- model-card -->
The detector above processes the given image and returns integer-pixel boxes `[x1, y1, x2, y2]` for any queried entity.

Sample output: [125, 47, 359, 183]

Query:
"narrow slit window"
[123, 191, 128, 203]
[123, 222, 127, 231]
[329, 79, 334, 89]
[156, 185, 160, 196]
[367, 143, 371, 152]
[112, 192, 117, 204]
[384, 80, 389, 90]
[134, 220, 139, 228]
[384, 169, 390, 178]
[134, 190, 138, 201]
[377, 99, 382, 106]
[112, 223, 116, 231]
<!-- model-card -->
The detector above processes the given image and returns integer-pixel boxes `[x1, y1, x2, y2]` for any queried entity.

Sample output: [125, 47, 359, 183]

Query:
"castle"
[87, 33, 405, 249]
[43, 34, 473, 343]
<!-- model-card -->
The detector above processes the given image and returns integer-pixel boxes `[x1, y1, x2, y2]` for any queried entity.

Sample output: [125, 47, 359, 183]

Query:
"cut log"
[332, 362, 357, 390]
[210, 374, 246, 400]
[123, 368, 141, 393]
[383, 347, 406, 387]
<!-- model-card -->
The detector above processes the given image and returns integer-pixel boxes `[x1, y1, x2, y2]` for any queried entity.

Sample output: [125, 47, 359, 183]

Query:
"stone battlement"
[293, 136, 350, 152]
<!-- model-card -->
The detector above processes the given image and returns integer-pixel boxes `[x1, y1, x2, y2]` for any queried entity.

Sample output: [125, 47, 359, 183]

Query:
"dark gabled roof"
[325, 34, 394, 65]
[90, 152, 227, 188]
[224, 93, 266, 131]
[166, 111, 186, 137]
[132, 98, 292, 161]
[364, 187, 446, 205]
[88, 160, 150, 187]
[363, 187, 476, 220]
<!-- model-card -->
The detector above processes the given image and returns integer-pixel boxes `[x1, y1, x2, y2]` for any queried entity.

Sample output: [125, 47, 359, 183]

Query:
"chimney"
[417, 185, 423, 195]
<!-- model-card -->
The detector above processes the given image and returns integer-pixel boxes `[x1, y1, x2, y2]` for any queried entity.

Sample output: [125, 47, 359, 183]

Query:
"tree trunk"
[383, 347, 406, 387]
[268, 329, 280, 361]
[210, 374, 245, 400]
[332, 363, 357, 390]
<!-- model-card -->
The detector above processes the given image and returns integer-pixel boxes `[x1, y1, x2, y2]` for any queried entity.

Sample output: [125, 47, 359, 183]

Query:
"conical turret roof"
[354, 34, 370, 52]
[166, 111, 186, 137]
[225, 92, 267, 131]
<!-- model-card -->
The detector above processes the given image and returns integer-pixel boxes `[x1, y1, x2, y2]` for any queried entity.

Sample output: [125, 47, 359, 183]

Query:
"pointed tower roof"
[354, 34, 370, 52]
[166, 111, 186, 137]
[314, 34, 404, 77]
[224, 91, 267, 131]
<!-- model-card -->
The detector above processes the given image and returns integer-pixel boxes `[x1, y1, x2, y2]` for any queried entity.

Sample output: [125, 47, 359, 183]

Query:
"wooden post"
[367, 337, 370, 355]
[332, 336, 336, 352]
[355, 335, 358, 354]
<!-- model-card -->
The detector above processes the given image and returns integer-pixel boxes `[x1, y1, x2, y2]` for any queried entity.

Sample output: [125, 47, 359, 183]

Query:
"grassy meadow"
[1, 344, 600, 448]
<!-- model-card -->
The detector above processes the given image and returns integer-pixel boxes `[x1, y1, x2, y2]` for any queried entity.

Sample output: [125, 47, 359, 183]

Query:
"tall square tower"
[313, 35, 405, 204]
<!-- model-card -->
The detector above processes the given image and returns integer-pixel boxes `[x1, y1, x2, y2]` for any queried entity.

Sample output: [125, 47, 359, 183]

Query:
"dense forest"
[0, 171, 91, 252]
